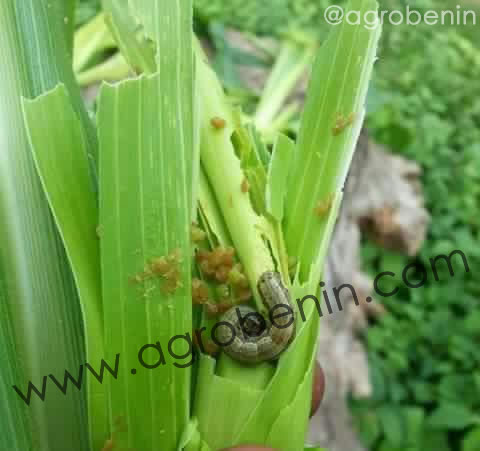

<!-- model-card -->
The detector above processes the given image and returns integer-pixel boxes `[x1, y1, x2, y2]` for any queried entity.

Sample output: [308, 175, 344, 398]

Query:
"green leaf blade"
[98, 72, 194, 451]
[284, 0, 381, 281]
[22, 83, 107, 450]
[0, 1, 95, 449]
[266, 133, 295, 222]
[97, 2, 196, 449]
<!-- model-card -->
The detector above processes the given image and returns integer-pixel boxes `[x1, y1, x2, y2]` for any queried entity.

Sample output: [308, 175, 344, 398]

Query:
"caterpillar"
[218, 271, 296, 363]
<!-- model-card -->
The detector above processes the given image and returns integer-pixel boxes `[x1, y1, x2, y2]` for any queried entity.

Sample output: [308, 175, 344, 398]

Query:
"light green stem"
[195, 39, 275, 305]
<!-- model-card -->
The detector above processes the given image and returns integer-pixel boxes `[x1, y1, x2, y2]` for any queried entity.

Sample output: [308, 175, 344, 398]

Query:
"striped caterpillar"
[218, 271, 296, 363]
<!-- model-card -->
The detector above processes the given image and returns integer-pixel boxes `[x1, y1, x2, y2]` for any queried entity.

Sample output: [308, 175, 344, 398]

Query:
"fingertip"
[221, 447, 277, 451]
[310, 361, 325, 417]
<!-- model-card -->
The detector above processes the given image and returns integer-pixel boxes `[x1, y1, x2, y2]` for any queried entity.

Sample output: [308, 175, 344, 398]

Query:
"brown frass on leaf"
[210, 116, 227, 130]
[332, 112, 355, 136]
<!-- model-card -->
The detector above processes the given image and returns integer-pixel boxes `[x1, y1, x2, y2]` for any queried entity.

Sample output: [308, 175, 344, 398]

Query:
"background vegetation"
[351, 6, 480, 451]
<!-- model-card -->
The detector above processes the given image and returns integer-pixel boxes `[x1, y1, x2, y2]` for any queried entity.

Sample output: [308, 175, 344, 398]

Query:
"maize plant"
[0, 0, 380, 450]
